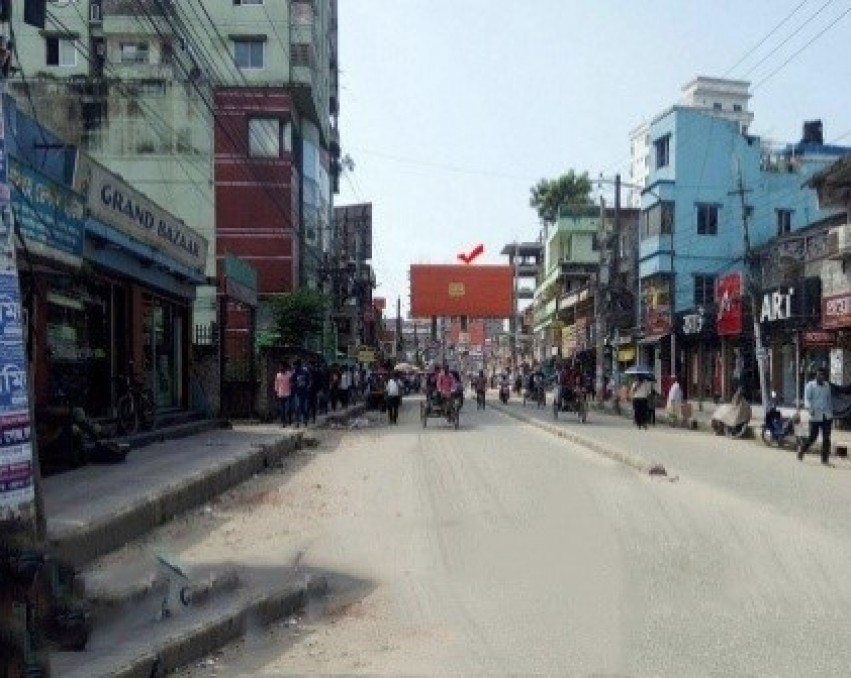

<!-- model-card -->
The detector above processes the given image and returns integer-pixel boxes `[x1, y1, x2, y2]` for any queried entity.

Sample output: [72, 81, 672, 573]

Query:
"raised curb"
[49, 434, 304, 568]
[491, 401, 662, 475]
[55, 578, 328, 678]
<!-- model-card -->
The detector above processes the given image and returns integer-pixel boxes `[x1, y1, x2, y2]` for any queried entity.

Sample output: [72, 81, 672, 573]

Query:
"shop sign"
[822, 293, 851, 330]
[759, 277, 821, 329]
[0, 278, 34, 519]
[76, 157, 208, 272]
[223, 253, 258, 307]
[802, 330, 835, 348]
[9, 160, 85, 267]
[676, 307, 716, 337]
[0, 87, 34, 517]
[715, 272, 743, 336]
[644, 276, 671, 336]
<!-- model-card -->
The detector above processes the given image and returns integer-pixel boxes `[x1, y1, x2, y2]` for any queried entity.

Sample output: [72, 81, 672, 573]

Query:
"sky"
[336, 0, 851, 317]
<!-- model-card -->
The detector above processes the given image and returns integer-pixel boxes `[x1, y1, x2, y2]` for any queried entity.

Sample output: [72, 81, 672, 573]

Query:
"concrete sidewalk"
[42, 403, 366, 676]
[44, 423, 303, 567]
[590, 394, 851, 453]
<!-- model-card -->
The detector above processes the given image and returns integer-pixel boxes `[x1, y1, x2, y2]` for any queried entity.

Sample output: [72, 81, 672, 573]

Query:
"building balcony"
[515, 263, 540, 277]
[560, 260, 598, 280]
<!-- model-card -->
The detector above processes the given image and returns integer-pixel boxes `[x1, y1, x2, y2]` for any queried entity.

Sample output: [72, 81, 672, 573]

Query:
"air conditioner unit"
[827, 223, 851, 260]
[90, 3, 102, 22]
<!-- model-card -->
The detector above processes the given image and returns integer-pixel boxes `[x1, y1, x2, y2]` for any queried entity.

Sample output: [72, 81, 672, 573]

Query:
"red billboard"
[715, 272, 743, 336]
[410, 265, 514, 318]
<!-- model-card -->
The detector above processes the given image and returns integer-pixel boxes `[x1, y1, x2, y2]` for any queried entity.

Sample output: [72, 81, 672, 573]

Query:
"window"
[733, 104, 743, 112]
[713, 102, 722, 111]
[233, 39, 264, 69]
[776, 208, 793, 235]
[248, 117, 292, 158]
[694, 274, 716, 307]
[120, 42, 149, 64]
[233, 0, 263, 4]
[640, 201, 674, 239]
[46, 36, 77, 67]
[696, 203, 718, 235]
[654, 134, 671, 169]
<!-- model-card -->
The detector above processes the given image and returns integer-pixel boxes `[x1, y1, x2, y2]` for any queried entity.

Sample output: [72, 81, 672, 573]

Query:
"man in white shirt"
[799, 367, 833, 465]
[385, 373, 401, 424]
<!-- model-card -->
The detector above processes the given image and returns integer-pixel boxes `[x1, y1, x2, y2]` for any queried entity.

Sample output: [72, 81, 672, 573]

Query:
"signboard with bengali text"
[0, 88, 33, 518]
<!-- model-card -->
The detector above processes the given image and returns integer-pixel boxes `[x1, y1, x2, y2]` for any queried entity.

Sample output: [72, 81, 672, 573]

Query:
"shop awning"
[638, 334, 669, 345]
[617, 347, 636, 362]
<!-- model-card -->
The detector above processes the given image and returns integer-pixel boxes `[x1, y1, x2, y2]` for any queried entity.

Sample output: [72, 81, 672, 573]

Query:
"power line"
[753, 3, 851, 89]
[741, 0, 837, 78]
[723, 0, 812, 76]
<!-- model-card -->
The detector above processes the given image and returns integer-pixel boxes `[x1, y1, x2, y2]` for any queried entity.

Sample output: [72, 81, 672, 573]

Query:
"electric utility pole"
[595, 195, 607, 401]
[732, 162, 770, 409]
[1, 16, 51, 674]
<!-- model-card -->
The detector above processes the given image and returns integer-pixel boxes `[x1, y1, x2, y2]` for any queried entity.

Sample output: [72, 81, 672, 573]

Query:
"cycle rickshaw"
[553, 384, 588, 423]
[420, 391, 461, 430]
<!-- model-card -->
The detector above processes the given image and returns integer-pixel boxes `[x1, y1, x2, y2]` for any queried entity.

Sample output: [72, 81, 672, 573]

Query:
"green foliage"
[268, 288, 329, 347]
[529, 170, 593, 224]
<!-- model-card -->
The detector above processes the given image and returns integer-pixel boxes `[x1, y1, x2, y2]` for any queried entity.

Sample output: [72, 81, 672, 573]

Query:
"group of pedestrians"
[274, 360, 362, 428]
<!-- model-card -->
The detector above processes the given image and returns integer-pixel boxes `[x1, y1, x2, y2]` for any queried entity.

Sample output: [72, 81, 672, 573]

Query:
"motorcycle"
[711, 389, 752, 438]
[761, 394, 799, 447]
[499, 382, 510, 404]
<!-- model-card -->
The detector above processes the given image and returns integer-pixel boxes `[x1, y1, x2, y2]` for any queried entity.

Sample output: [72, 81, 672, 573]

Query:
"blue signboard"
[9, 159, 85, 266]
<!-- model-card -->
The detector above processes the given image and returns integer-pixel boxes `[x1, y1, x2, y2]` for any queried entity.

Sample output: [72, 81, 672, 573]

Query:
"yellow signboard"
[448, 282, 466, 297]
[358, 349, 375, 364]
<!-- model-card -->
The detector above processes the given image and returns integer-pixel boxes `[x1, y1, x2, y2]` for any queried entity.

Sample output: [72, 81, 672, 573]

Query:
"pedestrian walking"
[631, 375, 652, 430]
[274, 362, 292, 427]
[798, 367, 833, 465]
[385, 373, 401, 424]
[291, 359, 311, 427]
[340, 367, 351, 408]
[329, 366, 341, 411]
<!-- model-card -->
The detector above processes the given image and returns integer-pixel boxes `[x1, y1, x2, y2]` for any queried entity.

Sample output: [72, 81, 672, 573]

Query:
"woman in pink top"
[275, 362, 293, 426]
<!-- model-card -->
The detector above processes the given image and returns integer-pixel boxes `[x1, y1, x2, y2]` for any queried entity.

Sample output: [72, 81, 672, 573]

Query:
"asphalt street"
[179, 393, 851, 676]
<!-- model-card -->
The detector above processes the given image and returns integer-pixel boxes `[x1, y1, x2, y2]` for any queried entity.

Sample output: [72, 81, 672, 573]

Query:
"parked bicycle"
[115, 363, 156, 435]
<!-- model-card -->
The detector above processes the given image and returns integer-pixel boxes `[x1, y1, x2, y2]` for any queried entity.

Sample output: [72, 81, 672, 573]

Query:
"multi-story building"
[639, 109, 850, 400]
[501, 242, 543, 363]
[534, 204, 638, 372]
[628, 77, 753, 208]
[9, 0, 341, 357]
[9, 0, 219, 330]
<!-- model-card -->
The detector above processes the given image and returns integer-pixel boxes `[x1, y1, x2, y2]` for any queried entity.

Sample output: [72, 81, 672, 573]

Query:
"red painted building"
[214, 88, 300, 295]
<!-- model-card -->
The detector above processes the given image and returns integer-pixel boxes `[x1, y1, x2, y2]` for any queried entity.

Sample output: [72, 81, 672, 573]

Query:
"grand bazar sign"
[75, 157, 207, 272]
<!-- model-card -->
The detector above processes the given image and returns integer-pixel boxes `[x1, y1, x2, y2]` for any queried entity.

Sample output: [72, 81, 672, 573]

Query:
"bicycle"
[115, 363, 156, 435]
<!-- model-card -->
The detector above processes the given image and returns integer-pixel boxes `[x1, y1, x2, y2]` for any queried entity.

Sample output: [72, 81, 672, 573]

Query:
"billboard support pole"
[513, 241, 519, 367]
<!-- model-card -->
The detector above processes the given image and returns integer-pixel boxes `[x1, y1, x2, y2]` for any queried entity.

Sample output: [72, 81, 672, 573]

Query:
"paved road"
[181, 394, 851, 676]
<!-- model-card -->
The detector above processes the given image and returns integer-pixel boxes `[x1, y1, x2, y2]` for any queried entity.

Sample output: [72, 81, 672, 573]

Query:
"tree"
[529, 170, 593, 224]
[268, 288, 328, 347]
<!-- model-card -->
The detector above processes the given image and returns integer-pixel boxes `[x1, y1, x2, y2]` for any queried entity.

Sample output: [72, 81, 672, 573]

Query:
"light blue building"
[639, 106, 850, 399]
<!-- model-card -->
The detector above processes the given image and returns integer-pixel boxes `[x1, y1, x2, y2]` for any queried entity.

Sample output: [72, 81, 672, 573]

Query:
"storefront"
[75, 157, 208, 415]
[675, 306, 718, 401]
[760, 277, 822, 405]
[11, 158, 208, 425]
[639, 274, 673, 378]
[715, 272, 745, 400]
